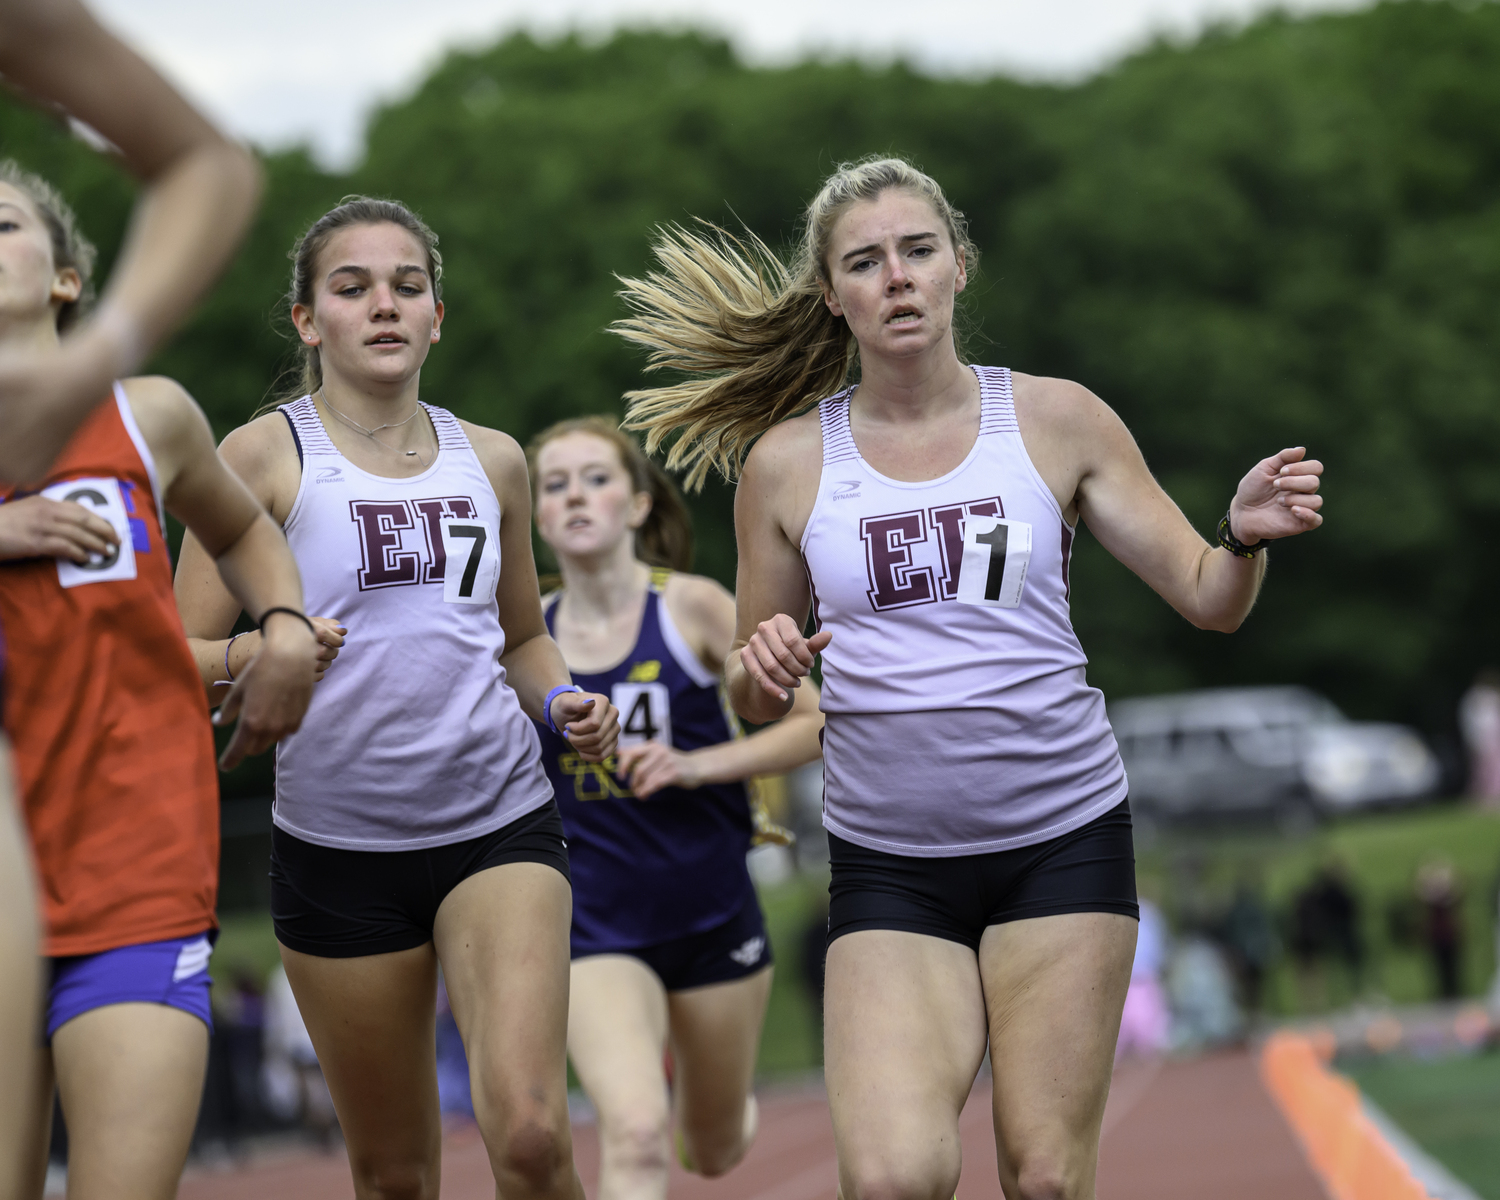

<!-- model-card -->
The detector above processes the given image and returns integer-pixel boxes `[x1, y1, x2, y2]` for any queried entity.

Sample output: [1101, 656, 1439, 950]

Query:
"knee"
[495, 1113, 571, 1191]
[686, 1140, 743, 1179]
[842, 1161, 955, 1200]
[348, 1156, 438, 1200]
[601, 1110, 671, 1174]
[1012, 1158, 1081, 1200]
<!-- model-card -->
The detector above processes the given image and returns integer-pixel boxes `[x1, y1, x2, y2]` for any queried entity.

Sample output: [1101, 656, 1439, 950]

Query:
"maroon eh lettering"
[861, 496, 1004, 612]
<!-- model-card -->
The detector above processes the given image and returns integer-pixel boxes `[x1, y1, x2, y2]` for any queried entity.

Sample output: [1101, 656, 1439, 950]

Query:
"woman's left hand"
[616, 741, 703, 799]
[1227, 446, 1324, 545]
[551, 690, 619, 763]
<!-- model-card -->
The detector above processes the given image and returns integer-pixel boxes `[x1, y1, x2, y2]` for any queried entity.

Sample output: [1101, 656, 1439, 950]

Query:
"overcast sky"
[91, 0, 1370, 168]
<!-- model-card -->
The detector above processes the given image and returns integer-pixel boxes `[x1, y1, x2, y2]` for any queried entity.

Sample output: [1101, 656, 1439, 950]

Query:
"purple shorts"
[46, 932, 215, 1041]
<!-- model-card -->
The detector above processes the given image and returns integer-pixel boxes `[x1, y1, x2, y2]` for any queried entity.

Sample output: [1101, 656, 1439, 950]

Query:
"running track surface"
[176, 1051, 1328, 1200]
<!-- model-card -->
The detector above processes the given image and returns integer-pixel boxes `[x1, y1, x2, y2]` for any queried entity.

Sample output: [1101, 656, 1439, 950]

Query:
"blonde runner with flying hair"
[615, 156, 977, 490]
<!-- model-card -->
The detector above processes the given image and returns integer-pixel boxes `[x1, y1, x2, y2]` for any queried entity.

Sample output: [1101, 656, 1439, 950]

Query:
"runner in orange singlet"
[0, 164, 316, 1200]
[0, 4, 262, 1191]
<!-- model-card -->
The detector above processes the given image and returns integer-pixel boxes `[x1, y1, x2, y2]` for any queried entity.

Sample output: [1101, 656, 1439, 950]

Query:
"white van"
[1108, 685, 1438, 827]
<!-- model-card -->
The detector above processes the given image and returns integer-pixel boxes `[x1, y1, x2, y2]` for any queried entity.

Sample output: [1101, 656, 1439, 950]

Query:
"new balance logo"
[832, 480, 862, 501]
[728, 936, 765, 967]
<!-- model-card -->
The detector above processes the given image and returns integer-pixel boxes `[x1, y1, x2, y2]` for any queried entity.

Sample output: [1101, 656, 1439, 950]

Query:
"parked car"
[1108, 686, 1439, 826]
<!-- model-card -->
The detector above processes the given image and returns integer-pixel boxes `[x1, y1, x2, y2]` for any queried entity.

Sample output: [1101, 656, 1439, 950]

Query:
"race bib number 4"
[42, 477, 137, 588]
[956, 516, 1031, 609]
[439, 517, 499, 605]
[612, 681, 672, 749]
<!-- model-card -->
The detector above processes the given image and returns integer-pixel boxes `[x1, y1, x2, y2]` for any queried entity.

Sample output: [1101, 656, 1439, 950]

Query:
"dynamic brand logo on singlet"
[860, 495, 1033, 612]
[349, 496, 499, 604]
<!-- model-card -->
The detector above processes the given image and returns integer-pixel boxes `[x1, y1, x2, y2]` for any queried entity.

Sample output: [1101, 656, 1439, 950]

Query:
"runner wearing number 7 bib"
[527, 417, 823, 1200]
[174, 198, 618, 1200]
[615, 157, 1324, 1200]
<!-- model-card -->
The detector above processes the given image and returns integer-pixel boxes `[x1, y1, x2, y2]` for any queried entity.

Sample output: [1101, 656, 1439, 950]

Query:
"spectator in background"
[1291, 857, 1364, 1010]
[1416, 859, 1464, 1000]
[1459, 670, 1500, 807]
[1115, 896, 1171, 1059]
[1221, 872, 1278, 1014]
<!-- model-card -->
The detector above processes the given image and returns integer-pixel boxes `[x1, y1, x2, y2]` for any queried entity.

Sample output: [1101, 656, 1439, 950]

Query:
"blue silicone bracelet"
[544, 684, 584, 735]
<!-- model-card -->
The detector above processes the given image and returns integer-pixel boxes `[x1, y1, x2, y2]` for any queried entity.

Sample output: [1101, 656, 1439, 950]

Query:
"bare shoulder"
[664, 570, 735, 626]
[1010, 371, 1117, 435]
[119, 375, 206, 451]
[458, 419, 527, 484]
[663, 570, 737, 667]
[738, 409, 823, 539]
[742, 408, 823, 481]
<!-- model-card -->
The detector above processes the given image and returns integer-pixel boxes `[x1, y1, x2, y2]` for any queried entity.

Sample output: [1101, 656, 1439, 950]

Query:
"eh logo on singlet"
[860, 495, 1005, 612]
[350, 496, 480, 591]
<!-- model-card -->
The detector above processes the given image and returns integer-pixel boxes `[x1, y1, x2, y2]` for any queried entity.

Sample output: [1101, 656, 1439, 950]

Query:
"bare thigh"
[0, 746, 41, 1200]
[569, 955, 671, 1135]
[824, 931, 989, 1200]
[279, 941, 442, 1200]
[567, 956, 672, 1198]
[981, 913, 1136, 1200]
[667, 965, 772, 1176]
[435, 862, 580, 1200]
[51, 1002, 209, 1200]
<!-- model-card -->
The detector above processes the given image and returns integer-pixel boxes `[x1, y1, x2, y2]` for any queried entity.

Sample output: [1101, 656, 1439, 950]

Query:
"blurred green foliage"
[7, 0, 1500, 783]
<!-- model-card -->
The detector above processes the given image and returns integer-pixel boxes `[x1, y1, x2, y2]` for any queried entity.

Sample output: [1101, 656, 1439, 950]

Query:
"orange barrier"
[1259, 1032, 1431, 1200]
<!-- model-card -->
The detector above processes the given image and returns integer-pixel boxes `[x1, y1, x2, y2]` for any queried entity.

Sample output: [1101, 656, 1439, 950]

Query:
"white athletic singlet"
[801, 365, 1128, 857]
[271, 396, 552, 850]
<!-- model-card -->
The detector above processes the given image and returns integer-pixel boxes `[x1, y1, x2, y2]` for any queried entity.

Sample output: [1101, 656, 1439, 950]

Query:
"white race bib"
[42, 476, 137, 589]
[956, 515, 1031, 609]
[612, 681, 672, 748]
[439, 516, 499, 605]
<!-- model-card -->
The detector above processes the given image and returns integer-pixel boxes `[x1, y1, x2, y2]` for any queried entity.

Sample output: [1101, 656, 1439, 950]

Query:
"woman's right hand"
[740, 614, 831, 702]
[309, 616, 347, 682]
[0, 494, 119, 563]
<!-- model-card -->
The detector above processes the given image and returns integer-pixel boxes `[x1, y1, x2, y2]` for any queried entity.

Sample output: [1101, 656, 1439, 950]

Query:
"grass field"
[1136, 803, 1500, 1014]
[1345, 1052, 1500, 1199]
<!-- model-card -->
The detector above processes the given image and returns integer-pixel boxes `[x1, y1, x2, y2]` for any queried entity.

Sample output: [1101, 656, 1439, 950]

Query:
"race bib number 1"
[42, 477, 137, 589]
[956, 516, 1031, 609]
[439, 516, 500, 605]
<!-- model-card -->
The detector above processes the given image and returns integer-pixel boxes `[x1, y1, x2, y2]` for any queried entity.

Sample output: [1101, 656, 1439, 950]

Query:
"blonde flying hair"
[614, 156, 978, 490]
[527, 415, 694, 572]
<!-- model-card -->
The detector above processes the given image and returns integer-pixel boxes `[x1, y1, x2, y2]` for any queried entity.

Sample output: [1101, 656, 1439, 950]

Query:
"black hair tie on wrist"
[258, 606, 317, 636]
[1217, 511, 1265, 559]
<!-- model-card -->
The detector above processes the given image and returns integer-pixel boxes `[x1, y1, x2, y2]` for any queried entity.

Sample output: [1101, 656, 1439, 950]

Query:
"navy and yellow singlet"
[535, 570, 758, 957]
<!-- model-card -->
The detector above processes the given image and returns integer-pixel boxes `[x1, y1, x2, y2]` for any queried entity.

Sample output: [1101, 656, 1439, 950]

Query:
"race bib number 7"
[440, 516, 500, 605]
[42, 477, 137, 588]
[956, 516, 1031, 609]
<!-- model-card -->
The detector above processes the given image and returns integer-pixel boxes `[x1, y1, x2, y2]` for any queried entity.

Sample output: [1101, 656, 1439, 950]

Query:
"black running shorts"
[578, 893, 773, 992]
[826, 799, 1138, 951]
[270, 801, 571, 958]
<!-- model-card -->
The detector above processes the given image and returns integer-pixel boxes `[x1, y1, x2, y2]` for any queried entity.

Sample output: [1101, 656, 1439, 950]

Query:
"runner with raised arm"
[530, 417, 823, 1200]
[0, 9, 260, 1185]
[0, 0, 261, 481]
[174, 198, 618, 1200]
[616, 157, 1324, 1200]
[0, 163, 313, 1200]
